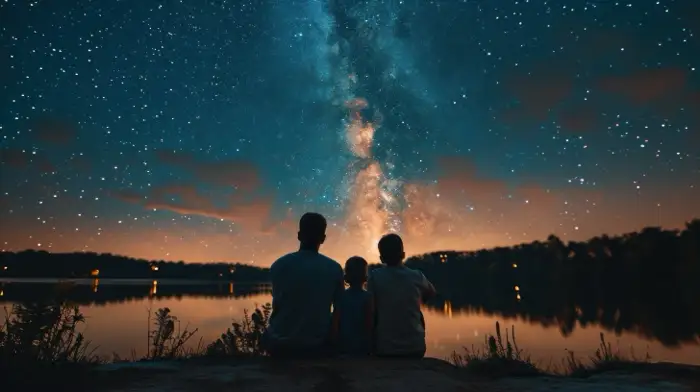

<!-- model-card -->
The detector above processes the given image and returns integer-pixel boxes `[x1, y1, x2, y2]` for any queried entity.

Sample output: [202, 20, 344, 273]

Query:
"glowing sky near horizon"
[1, 0, 699, 265]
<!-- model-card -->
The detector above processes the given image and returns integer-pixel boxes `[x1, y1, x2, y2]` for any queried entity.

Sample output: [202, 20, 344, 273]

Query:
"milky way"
[0, 0, 699, 264]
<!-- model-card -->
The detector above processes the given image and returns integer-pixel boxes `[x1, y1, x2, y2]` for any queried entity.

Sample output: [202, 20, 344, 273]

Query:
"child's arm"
[364, 294, 375, 354]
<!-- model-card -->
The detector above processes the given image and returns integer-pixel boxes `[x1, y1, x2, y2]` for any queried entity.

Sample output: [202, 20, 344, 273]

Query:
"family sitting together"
[262, 212, 436, 358]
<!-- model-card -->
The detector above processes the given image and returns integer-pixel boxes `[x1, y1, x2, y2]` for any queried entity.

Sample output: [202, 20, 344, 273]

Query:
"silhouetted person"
[333, 256, 374, 357]
[263, 212, 344, 358]
[368, 233, 436, 358]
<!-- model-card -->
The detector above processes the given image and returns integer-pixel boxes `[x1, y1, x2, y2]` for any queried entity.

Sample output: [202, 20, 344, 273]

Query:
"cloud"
[503, 70, 574, 122]
[32, 118, 78, 146]
[0, 148, 29, 169]
[597, 67, 687, 105]
[112, 184, 273, 230]
[556, 103, 603, 134]
[0, 148, 56, 174]
[155, 150, 259, 190]
[396, 156, 610, 252]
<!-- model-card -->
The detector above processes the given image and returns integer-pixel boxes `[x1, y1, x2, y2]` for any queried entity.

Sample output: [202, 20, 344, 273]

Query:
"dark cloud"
[0, 148, 30, 169]
[154, 150, 260, 190]
[0, 148, 55, 174]
[597, 67, 687, 105]
[32, 118, 79, 146]
[557, 103, 603, 134]
[505, 70, 574, 122]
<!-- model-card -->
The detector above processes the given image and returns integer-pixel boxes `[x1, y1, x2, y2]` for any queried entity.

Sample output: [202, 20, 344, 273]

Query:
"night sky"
[1, 0, 699, 265]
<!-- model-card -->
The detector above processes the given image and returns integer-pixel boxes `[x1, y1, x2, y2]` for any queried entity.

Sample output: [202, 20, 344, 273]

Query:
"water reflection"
[0, 279, 698, 365]
[0, 279, 272, 306]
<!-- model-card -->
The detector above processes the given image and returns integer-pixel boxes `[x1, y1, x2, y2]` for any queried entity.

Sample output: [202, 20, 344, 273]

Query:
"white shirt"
[368, 265, 435, 356]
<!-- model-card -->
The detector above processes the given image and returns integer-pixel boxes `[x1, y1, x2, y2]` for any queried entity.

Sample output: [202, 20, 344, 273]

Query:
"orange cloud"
[395, 157, 618, 254]
[113, 184, 273, 230]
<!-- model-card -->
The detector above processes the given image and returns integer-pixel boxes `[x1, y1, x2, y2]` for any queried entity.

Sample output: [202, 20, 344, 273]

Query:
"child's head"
[378, 233, 405, 266]
[344, 256, 368, 287]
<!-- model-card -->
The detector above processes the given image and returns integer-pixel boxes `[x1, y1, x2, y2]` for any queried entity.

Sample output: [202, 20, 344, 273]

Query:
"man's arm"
[329, 266, 344, 342]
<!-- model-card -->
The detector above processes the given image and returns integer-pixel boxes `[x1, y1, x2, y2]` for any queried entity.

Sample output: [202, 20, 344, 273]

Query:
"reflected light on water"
[92, 278, 99, 293]
[443, 300, 452, 319]
[228, 282, 233, 294]
[150, 280, 158, 296]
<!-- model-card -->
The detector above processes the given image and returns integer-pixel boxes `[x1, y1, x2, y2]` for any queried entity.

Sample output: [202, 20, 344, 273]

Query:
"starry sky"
[1, 0, 699, 265]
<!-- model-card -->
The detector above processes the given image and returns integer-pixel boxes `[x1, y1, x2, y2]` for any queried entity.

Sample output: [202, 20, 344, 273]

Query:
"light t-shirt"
[367, 265, 435, 356]
[267, 250, 344, 348]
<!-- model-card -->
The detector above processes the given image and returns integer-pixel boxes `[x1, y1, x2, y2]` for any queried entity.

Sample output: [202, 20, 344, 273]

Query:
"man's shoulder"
[271, 252, 299, 268]
[316, 252, 341, 265]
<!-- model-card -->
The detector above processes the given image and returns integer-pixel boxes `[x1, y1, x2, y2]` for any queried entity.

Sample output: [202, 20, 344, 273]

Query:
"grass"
[0, 301, 271, 390]
[448, 321, 652, 378]
[563, 332, 651, 377]
[448, 321, 540, 377]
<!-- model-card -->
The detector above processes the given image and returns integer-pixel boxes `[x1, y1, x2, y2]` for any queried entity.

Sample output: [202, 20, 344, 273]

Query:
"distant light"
[151, 265, 159, 271]
[514, 286, 520, 291]
[2, 266, 7, 270]
[512, 263, 518, 268]
[90, 269, 100, 277]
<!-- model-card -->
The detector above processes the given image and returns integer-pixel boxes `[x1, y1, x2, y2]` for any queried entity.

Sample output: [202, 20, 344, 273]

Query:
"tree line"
[0, 250, 270, 282]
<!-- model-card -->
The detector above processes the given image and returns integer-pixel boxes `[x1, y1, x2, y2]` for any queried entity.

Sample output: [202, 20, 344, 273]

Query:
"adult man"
[264, 212, 344, 358]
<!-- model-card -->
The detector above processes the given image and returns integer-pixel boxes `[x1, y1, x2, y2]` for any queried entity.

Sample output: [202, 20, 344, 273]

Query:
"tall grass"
[449, 321, 540, 377]
[0, 302, 98, 365]
[206, 303, 271, 357]
[449, 321, 652, 377]
[146, 307, 200, 359]
[563, 332, 651, 377]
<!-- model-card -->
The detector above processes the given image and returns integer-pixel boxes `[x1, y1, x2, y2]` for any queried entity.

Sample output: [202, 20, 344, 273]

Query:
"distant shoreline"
[0, 277, 271, 285]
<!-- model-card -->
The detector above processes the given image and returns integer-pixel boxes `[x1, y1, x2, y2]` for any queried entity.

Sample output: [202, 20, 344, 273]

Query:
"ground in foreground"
[13, 357, 700, 392]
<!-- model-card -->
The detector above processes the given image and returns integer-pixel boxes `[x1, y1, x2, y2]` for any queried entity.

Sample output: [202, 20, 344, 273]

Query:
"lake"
[1, 278, 698, 366]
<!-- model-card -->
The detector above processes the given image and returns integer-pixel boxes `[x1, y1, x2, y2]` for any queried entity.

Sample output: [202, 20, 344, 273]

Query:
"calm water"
[1, 278, 698, 366]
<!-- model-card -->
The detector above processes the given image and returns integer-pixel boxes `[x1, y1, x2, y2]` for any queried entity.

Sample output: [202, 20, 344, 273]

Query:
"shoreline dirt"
[84, 357, 700, 392]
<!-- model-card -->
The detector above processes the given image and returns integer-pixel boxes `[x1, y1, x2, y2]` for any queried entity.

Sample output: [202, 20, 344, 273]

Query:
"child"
[333, 256, 374, 356]
[367, 233, 436, 358]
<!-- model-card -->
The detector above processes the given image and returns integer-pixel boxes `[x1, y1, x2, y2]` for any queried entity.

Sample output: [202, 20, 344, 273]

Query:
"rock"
[94, 358, 698, 392]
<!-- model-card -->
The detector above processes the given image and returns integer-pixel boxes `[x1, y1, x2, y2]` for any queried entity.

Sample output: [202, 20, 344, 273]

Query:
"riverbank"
[25, 357, 698, 392]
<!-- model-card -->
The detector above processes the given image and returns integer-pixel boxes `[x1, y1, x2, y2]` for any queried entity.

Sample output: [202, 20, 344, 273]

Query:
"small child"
[333, 256, 374, 356]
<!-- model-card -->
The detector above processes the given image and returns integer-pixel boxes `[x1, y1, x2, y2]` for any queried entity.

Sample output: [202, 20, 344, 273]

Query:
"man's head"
[378, 233, 405, 266]
[297, 212, 327, 250]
